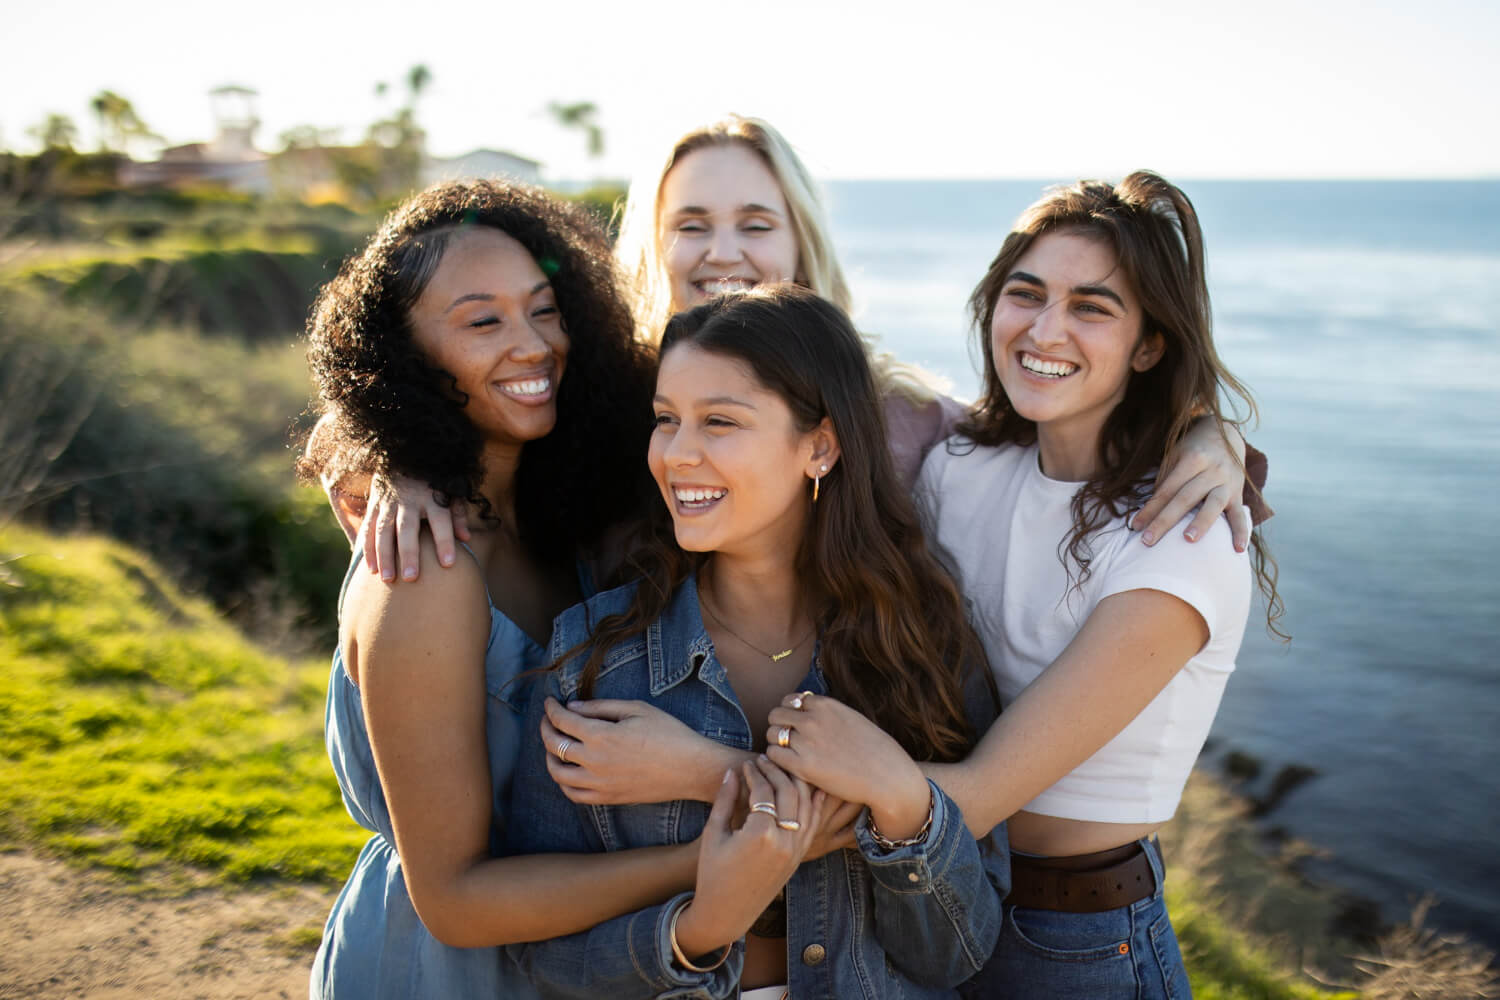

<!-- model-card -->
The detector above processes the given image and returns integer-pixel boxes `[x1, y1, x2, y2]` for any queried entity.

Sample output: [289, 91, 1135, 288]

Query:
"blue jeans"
[962, 839, 1190, 999]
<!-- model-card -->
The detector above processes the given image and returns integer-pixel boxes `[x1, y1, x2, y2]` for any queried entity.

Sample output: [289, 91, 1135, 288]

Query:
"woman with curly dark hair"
[302, 179, 710, 999]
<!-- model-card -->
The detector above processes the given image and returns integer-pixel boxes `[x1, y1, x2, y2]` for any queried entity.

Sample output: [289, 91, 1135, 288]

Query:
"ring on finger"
[556, 738, 572, 764]
[776, 726, 793, 749]
[750, 802, 779, 818]
[790, 690, 815, 710]
[776, 817, 802, 832]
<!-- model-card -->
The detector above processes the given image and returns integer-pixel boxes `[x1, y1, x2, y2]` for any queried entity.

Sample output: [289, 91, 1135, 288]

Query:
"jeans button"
[801, 943, 826, 966]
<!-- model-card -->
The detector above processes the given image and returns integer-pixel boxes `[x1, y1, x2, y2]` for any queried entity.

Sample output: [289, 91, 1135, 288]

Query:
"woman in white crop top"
[820, 172, 1281, 999]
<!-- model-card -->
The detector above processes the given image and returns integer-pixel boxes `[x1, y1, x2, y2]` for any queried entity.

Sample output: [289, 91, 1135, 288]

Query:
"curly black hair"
[306, 179, 657, 562]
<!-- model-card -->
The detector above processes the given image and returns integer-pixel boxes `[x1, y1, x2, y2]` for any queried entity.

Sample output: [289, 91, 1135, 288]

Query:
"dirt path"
[0, 851, 337, 999]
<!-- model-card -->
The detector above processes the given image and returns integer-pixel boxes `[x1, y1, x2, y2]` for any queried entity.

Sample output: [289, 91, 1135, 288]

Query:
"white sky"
[3, 0, 1496, 181]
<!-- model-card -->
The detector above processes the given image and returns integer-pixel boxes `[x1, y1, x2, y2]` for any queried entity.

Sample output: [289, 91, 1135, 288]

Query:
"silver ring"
[556, 738, 572, 764]
[776, 818, 802, 832]
[750, 802, 778, 818]
[776, 726, 792, 749]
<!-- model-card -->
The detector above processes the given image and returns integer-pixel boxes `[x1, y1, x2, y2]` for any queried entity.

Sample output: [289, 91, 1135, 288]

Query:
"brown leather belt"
[1008, 840, 1159, 913]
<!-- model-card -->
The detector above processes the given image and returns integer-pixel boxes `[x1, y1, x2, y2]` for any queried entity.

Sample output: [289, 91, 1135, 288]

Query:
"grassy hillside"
[0, 523, 365, 884]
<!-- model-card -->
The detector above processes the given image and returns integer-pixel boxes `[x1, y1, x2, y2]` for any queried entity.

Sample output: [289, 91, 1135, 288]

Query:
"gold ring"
[776, 818, 801, 832]
[776, 726, 792, 749]
[556, 738, 571, 764]
[750, 802, 778, 818]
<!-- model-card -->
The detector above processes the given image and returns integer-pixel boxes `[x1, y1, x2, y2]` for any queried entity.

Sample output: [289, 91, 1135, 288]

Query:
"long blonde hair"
[613, 114, 943, 403]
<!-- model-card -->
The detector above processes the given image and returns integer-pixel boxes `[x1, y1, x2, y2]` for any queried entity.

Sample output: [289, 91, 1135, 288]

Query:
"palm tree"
[547, 101, 604, 158]
[28, 114, 79, 151]
[89, 91, 160, 156]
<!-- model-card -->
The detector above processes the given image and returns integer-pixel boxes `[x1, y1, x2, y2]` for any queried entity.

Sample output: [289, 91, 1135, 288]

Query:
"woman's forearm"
[417, 841, 698, 948]
[925, 590, 1207, 837]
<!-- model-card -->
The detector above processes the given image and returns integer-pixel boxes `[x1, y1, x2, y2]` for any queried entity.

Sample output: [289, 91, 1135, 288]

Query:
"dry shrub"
[1354, 896, 1498, 1000]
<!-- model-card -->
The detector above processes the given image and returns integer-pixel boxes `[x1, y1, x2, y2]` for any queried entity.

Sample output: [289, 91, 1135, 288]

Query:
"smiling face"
[648, 342, 831, 562]
[659, 143, 801, 313]
[991, 230, 1163, 480]
[408, 227, 568, 454]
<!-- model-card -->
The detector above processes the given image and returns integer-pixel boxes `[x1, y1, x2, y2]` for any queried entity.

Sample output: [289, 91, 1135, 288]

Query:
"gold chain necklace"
[700, 596, 814, 663]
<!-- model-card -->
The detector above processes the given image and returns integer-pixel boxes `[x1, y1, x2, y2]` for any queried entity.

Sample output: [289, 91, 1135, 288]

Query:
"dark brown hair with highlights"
[570, 286, 991, 762]
[961, 171, 1284, 634]
[305, 179, 656, 562]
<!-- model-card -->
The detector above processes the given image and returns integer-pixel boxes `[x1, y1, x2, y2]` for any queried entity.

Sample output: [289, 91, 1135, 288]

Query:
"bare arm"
[347, 535, 695, 948]
[926, 588, 1209, 837]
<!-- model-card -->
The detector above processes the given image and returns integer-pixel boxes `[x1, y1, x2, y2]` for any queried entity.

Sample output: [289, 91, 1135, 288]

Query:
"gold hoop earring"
[812, 463, 828, 503]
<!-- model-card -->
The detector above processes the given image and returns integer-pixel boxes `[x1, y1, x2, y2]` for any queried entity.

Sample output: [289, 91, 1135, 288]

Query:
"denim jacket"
[506, 575, 1007, 999]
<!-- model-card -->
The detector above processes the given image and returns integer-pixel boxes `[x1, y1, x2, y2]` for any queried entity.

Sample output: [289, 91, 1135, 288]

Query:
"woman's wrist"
[694, 744, 754, 802]
[671, 896, 734, 964]
[868, 771, 933, 842]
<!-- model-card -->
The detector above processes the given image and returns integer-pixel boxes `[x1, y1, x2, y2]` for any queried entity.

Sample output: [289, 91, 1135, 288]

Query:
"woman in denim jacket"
[507, 287, 1004, 999]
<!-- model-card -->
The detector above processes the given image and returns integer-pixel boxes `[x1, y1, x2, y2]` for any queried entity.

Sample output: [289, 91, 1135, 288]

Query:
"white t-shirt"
[919, 438, 1252, 824]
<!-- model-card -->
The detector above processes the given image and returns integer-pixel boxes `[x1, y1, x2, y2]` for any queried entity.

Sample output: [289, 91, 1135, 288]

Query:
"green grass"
[0, 523, 365, 885]
[1172, 883, 1359, 999]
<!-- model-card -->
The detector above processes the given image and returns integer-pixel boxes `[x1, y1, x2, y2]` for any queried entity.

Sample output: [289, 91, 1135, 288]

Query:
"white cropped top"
[919, 439, 1252, 824]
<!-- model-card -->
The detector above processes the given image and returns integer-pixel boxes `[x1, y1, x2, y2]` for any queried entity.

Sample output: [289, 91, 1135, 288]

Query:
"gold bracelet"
[868, 784, 935, 851]
[668, 896, 732, 974]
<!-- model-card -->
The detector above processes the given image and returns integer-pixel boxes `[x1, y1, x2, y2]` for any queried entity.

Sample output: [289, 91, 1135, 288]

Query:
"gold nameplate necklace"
[700, 596, 814, 663]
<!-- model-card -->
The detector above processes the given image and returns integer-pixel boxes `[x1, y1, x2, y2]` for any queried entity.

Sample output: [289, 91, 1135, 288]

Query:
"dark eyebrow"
[653, 393, 758, 410]
[1072, 283, 1126, 309]
[443, 281, 552, 315]
[1003, 270, 1126, 310]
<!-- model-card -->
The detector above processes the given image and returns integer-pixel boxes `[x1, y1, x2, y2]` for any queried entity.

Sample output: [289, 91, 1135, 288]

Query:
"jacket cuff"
[854, 779, 962, 892]
[638, 892, 744, 998]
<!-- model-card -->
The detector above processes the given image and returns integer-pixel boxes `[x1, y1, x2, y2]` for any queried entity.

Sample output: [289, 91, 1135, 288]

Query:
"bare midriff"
[742, 934, 786, 989]
[1008, 810, 1163, 858]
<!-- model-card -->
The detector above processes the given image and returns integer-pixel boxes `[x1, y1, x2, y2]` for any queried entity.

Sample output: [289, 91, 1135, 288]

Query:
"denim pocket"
[1006, 905, 1131, 961]
[1148, 909, 1191, 1000]
[983, 905, 1138, 998]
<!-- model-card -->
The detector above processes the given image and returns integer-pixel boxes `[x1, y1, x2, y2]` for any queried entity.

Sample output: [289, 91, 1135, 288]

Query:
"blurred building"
[117, 88, 542, 200]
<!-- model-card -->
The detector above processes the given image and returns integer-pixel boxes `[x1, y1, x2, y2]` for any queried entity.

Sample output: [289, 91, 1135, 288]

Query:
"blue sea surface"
[825, 179, 1500, 948]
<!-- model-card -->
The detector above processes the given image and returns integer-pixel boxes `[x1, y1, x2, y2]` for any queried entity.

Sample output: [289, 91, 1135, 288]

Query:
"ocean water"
[825, 179, 1500, 948]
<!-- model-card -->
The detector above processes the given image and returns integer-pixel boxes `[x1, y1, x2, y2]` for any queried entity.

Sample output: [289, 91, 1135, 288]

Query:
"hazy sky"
[4, 0, 1495, 181]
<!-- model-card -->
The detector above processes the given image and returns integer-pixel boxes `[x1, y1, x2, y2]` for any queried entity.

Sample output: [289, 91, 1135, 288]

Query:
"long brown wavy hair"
[960, 171, 1284, 634]
[570, 286, 990, 762]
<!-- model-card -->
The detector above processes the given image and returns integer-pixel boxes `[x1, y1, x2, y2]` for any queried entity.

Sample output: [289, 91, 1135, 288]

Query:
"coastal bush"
[0, 288, 349, 637]
[0, 524, 364, 884]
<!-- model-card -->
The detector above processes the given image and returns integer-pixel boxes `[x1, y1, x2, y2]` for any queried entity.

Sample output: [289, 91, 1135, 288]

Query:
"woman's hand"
[805, 793, 861, 859]
[672, 760, 819, 957]
[541, 698, 751, 805]
[765, 693, 931, 842]
[1133, 417, 1250, 552]
[358, 473, 470, 581]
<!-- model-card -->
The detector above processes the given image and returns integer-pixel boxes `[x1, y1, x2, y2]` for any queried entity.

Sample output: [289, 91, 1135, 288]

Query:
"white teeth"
[674, 487, 727, 504]
[698, 278, 754, 295]
[500, 377, 550, 397]
[1020, 353, 1078, 378]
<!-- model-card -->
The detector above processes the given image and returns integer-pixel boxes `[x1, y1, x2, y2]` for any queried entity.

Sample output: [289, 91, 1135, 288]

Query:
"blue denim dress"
[308, 553, 542, 999]
[505, 575, 1007, 1000]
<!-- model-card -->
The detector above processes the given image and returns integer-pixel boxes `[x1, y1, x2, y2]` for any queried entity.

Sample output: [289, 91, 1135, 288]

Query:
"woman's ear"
[805, 417, 841, 478]
[1132, 330, 1166, 372]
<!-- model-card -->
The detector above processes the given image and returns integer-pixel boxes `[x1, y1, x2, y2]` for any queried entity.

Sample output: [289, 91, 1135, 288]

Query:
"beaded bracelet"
[867, 784, 935, 851]
[668, 895, 732, 974]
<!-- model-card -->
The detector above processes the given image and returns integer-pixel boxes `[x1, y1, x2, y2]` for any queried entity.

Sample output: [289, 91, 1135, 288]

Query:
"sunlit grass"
[0, 523, 364, 886]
